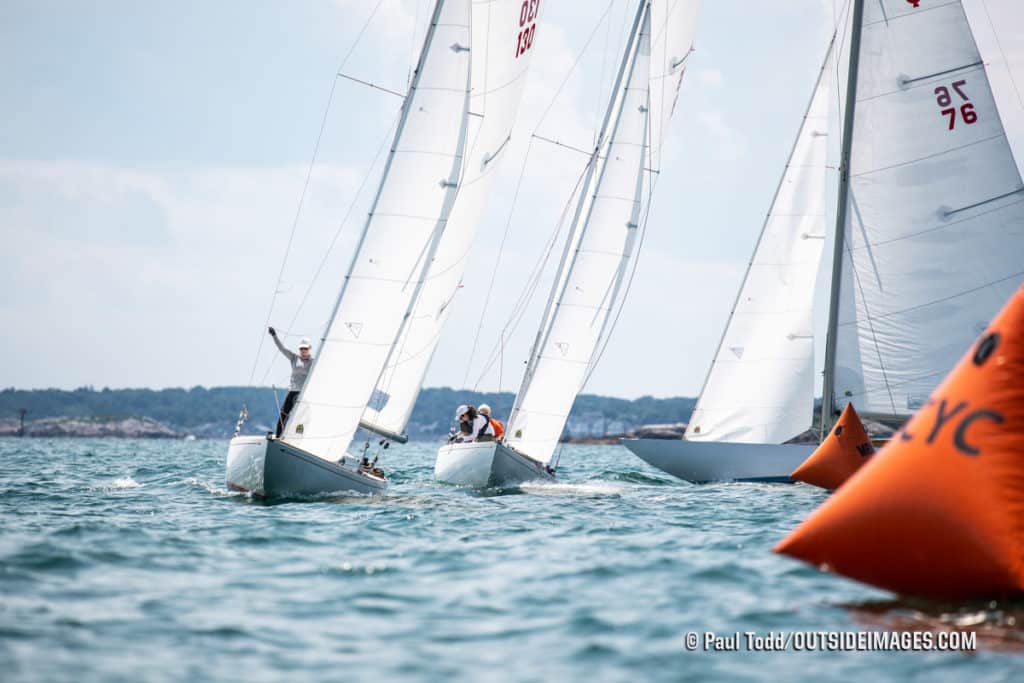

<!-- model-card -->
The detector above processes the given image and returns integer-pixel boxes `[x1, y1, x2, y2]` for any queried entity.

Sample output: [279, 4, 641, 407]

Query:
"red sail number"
[936, 80, 977, 130]
[515, 0, 540, 59]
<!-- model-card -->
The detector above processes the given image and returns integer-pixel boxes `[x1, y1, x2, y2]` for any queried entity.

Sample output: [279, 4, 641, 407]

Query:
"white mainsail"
[283, 0, 472, 462]
[361, 0, 542, 439]
[828, 0, 1024, 421]
[685, 38, 834, 444]
[506, 0, 698, 464]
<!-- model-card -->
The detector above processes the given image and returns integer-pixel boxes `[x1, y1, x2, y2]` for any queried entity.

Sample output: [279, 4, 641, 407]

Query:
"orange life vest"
[489, 418, 505, 439]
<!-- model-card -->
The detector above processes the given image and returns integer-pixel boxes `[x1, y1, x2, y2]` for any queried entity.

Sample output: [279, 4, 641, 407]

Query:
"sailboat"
[435, 0, 701, 488]
[624, 0, 1024, 483]
[225, 0, 537, 497]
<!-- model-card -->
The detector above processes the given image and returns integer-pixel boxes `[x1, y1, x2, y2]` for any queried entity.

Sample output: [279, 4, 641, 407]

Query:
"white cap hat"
[298, 338, 312, 349]
[455, 404, 469, 419]
[478, 404, 491, 415]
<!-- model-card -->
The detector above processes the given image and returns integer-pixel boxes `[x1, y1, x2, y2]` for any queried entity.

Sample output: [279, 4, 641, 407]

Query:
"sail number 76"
[936, 80, 978, 130]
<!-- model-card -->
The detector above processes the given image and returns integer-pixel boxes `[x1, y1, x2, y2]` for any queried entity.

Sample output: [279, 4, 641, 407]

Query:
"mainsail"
[685, 37, 834, 444]
[506, 0, 699, 464]
[361, 0, 542, 439]
[283, 0, 472, 462]
[826, 0, 1024, 422]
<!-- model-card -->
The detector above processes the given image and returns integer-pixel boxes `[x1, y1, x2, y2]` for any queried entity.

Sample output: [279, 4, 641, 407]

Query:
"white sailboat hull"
[434, 441, 554, 488]
[621, 438, 815, 484]
[226, 436, 387, 497]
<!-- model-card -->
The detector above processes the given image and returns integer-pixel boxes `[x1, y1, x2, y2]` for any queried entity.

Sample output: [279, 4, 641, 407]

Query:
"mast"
[820, 0, 864, 434]
[508, 0, 649, 428]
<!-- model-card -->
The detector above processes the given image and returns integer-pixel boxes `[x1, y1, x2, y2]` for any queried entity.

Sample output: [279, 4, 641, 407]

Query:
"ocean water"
[1, 438, 1021, 682]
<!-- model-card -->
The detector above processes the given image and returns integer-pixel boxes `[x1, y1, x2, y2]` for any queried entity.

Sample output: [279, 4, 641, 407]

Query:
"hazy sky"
[2, 0, 1023, 399]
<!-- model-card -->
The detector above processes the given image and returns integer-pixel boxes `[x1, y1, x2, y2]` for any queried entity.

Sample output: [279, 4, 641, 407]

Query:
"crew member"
[478, 404, 504, 439]
[451, 404, 494, 443]
[269, 326, 313, 437]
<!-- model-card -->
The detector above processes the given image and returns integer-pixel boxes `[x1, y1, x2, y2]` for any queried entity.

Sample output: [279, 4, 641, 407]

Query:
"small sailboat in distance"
[625, 0, 1024, 483]
[435, 0, 701, 488]
[226, 0, 474, 497]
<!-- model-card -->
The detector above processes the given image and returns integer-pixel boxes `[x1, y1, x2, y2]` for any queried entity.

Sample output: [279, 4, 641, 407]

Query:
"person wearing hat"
[268, 326, 314, 437]
[478, 404, 504, 439]
[449, 404, 495, 443]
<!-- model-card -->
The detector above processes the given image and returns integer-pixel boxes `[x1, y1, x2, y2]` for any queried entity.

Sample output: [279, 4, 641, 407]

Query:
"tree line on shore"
[0, 386, 696, 439]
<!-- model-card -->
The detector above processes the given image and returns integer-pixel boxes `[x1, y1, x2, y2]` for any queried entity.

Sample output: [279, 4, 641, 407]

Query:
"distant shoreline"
[1, 386, 698, 441]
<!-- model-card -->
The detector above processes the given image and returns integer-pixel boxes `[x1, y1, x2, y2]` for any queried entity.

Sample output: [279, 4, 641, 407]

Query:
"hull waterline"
[621, 438, 816, 484]
[226, 436, 387, 497]
[435, 441, 554, 488]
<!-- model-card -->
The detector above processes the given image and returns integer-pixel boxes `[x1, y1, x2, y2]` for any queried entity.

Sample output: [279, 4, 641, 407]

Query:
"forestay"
[831, 0, 1024, 421]
[361, 0, 542, 439]
[686, 38, 834, 444]
[283, 0, 472, 462]
[507, 1, 695, 465]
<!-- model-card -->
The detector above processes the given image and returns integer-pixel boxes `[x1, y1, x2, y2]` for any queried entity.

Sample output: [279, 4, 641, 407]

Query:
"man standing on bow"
[268, 327, 313, 437]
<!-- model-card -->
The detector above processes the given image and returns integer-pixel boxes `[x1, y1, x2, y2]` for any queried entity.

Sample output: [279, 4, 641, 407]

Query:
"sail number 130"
[515, 1, 540, 59]
[935, 80, 978, 130]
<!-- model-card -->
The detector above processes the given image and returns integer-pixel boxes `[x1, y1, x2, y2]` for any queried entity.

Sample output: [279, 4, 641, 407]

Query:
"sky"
[2, 0, 1023, 399]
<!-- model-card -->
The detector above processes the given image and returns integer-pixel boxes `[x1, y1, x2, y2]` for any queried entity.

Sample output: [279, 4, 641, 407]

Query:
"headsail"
[507, 0, 698, 464]
[283, 0, 473, 462]
[360, 0, 541, 439]
[827, 0, 1024, 422]
[685, 37, 834, 444]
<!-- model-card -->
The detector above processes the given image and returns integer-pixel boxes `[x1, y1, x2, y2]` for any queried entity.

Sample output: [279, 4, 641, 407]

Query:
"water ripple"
[0, 437, 1020, 681]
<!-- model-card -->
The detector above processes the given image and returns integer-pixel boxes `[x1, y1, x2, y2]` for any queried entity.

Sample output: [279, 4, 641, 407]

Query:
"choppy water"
[1, 438, 1022, 681]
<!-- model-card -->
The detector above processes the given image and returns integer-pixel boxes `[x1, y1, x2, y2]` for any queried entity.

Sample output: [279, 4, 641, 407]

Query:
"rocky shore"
[0, 417, 183, 438]
[561, 422, 688, 444]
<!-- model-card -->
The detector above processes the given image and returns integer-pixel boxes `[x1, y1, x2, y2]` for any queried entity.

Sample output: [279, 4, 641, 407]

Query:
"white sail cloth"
[506, 6, 656, 464]
[686, 40, 833, 444]
[284, 0, 472, 462]
[361, 0, 541, 438]
[648, 0, 701, 170]
[833, 0, 1024, 419]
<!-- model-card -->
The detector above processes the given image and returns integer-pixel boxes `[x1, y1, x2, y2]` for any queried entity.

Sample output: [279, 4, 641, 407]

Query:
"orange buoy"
[774, 286, 1024, 600]
[790, 403, 875, 490]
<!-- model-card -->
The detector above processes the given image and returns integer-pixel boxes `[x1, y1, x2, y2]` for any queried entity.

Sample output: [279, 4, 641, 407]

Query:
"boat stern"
[226, 435, 268, 495]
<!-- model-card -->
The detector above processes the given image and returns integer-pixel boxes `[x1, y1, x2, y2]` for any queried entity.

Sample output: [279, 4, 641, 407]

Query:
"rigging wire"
[461, 0, 619, 390]
[459, 137, 536, 389]
[256, 108, 405, 388]
[979, 0, 1024, 114]
[470, 154, 593, 392]
[246, 0, 389, 389]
